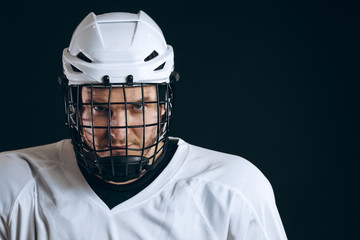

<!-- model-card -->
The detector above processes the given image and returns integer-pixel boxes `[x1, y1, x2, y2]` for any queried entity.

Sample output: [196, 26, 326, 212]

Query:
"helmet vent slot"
[77, 52, 92, 63]
[154, 62, 166, 71]
[144, 50, 159, 62]
[71, 65, 82, 73]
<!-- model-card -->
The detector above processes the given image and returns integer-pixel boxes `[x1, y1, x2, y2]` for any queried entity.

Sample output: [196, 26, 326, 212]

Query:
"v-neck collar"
[61, 137, 189, 214]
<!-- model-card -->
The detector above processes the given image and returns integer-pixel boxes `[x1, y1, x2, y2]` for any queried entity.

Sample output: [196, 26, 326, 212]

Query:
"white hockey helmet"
[60, 11, 179, 182]
[62, 10, 175, 85]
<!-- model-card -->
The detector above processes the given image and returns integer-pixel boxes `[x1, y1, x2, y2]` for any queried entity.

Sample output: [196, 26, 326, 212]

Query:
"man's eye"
[94, 106, 107, 112]
[133, 104, 143, 110]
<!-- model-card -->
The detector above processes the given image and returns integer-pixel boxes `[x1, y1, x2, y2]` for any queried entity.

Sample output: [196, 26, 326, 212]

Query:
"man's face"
[80, 85, 165, 160]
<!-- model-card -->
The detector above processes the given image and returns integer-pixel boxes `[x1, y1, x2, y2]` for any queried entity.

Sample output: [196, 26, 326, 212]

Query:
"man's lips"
[93, 144, 146, 157]
[108, 145, 134, 150]
[103, 145, 141, 155]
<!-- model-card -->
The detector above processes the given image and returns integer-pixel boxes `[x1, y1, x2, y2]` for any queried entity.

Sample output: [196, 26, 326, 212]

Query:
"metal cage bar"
[90, 85, 99, 171]
[75, 86, 88, 168]
[107, 84, 115, 176]
[140, 84, 146, 168]
[122, 85, 129, 177]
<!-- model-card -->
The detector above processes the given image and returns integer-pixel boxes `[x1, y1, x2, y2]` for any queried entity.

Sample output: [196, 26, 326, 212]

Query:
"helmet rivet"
[126, 75, 134, 84]
[103, 75, 110, 85]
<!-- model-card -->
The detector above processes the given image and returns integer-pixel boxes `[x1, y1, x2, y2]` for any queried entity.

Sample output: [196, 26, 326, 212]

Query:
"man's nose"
[110, 110, 129, 141]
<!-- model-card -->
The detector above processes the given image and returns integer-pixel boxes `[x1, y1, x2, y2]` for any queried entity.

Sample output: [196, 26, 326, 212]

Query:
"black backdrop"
[0, 0, 358, 239]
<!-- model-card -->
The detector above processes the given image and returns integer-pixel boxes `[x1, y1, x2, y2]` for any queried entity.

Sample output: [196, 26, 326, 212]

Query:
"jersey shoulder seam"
[7, 175, 38, 225]
[184, 177, 269, 239]
[177, 180, 218, 240]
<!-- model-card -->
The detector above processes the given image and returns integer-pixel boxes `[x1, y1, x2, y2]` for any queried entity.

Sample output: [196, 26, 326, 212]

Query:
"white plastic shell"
[62, 11, 174, 85]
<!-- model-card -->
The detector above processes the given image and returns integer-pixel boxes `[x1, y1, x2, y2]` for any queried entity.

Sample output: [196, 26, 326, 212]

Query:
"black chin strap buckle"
[170, 71, 180, 84]
[58, 74, 69, 92]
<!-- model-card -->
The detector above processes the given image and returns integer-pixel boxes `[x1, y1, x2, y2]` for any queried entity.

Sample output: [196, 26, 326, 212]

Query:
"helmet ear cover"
[60, 76, 176, 182]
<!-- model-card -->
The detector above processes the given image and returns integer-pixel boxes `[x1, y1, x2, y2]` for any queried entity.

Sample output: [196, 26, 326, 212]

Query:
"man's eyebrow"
[82, 87, 157, 102]
[89, 95, 157, 104]
[90, 94, 108, 101]
[82, 90, 109, 103]
[128, 96, 156, 103]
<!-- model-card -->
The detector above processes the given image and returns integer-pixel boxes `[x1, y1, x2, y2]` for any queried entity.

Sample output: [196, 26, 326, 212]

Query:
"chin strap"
[75, 142, 168, 183]
[96, 155, 150, 182]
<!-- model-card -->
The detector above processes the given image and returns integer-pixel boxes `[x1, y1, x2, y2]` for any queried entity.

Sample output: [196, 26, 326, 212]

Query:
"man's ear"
[159, 104, 168, 126]
[160, 104, 166, 118]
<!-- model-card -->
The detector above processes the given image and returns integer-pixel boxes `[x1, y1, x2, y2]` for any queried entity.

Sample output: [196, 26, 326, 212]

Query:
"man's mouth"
[109, 144, 134, 150]
[98, 145, 142, 156]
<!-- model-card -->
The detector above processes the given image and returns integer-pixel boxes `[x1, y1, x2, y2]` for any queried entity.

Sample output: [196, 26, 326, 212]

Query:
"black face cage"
[62, 80, 175, 182]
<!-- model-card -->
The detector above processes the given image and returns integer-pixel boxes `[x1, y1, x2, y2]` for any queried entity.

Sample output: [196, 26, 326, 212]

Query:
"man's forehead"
[81, 85, 157, 100]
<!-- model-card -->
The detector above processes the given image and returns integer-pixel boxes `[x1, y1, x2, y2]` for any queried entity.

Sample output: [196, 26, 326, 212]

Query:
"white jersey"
[0, 138, 287, 240]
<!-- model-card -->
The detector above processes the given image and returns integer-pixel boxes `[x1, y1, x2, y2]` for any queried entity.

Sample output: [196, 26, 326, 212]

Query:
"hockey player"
[0, 11, 287, 239]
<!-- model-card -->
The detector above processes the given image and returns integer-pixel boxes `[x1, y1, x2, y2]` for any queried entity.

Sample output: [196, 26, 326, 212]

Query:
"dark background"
[0, 0, 358, 239]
